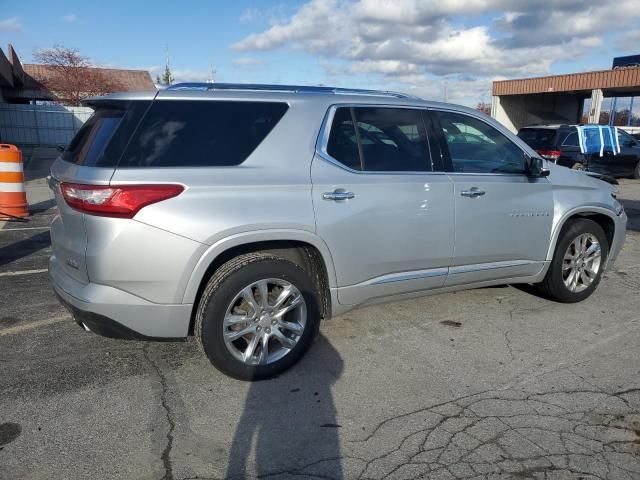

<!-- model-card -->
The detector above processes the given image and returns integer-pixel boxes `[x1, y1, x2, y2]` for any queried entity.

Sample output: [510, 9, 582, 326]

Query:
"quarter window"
[326, 107, 431, 172]
[561, 131, 579, 148]
[435, 111, 526, 174]
[118, 101, 288, 167]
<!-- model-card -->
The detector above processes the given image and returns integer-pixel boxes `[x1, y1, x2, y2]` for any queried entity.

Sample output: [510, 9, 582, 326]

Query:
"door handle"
[460, 187, 485, 198]
[322, 190, 355, 201]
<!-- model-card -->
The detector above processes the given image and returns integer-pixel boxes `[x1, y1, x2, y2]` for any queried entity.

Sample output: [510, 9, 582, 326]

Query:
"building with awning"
[491, 59, 640, 133]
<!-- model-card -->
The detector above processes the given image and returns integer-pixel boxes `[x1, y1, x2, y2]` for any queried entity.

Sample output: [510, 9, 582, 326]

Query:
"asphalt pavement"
[1, 179, 640, 480]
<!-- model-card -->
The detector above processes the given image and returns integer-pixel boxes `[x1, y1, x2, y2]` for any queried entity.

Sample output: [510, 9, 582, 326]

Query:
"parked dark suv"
[518, 125, 640, 179]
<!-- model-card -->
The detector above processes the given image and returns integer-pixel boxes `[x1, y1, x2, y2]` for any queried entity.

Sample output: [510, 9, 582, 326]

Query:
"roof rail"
[165, 82, 414, 99]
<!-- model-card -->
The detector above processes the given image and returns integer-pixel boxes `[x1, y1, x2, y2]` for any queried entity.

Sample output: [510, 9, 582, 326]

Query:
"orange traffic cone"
[0, 144, 28, 219]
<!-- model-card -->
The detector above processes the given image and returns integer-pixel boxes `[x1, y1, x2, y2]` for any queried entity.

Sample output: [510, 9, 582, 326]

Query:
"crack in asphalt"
[143, 344, 176, 480]
[342, 388, 640, 479]
[232, 387, 640, 479]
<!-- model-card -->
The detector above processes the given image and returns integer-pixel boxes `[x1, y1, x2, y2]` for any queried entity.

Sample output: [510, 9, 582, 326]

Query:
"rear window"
[517, 128, 558, 150]
[118, 101, 288, 168]
[62, 109, 124, 166]
[62, 102, 150, 167]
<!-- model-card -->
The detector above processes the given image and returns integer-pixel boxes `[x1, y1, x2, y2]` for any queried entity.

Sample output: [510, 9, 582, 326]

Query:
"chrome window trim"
[317, 103, 535, 178]
[315, 103, 447, 176]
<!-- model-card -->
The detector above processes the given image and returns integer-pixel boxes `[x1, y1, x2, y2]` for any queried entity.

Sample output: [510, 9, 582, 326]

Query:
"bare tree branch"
[32, 45, 125, 106]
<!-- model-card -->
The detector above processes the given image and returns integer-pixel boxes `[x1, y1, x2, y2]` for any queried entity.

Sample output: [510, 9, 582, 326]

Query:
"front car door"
[429, 109, 554, 286]
[616, 129, 640, 177]
[312, 105, 454, 306]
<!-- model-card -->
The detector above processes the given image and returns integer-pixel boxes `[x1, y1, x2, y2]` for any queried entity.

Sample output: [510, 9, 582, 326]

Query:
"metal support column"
[587, 89, 603, 124]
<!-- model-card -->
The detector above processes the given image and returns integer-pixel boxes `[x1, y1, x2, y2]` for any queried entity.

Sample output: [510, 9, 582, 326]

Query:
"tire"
[194, 252, 321, 380]
[633, 161, 640, 179]
[538, 218, 609, 303]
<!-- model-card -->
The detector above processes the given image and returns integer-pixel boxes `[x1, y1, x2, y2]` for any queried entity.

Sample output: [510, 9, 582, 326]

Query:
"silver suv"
[49, 83, 627, 380]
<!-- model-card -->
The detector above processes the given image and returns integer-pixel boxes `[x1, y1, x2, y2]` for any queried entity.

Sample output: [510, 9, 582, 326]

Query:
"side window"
[618, 129, 637, 147]
[119, 101, 288, 167]
[561, 130, 579, 148]
[354, 107, 430, 172]
[326, 107, 361, 170]
[435, 111, 526, 174]
[325, 107, 432, 172]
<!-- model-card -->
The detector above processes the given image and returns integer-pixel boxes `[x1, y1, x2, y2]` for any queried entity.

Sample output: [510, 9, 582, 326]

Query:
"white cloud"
[0, 17, 21, 32]
[233, 0, 640, 104]
[240, 4, 293, 25]
[232, 57, 266, 68]
[62, 14, 78, 23]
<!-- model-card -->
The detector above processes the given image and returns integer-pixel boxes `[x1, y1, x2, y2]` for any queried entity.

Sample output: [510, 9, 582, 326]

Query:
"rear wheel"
[195, 252, 321, 380]
[633, 160, 640, 179]
[538, 218, 608, 303]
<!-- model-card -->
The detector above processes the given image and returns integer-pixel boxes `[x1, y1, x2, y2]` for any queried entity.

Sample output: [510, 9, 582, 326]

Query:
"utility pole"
[443, 77, 448, 103]
[207, 61, 216, 84]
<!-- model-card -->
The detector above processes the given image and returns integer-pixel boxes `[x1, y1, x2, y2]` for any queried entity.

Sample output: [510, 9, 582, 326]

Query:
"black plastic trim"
[54, 291, 184, 341]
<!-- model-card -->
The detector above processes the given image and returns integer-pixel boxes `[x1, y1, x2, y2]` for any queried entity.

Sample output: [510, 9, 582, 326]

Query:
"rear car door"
[556, 128, 585, 169]
[429, 109, 554, 286]
[312, 105, 454, 305]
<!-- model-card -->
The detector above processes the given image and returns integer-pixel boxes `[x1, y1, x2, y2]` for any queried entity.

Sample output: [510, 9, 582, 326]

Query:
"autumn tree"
[476, 101, 491, 115]
[32, 45, 124, 106]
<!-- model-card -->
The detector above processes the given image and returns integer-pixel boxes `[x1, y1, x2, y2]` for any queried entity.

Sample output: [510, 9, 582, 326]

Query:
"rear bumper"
[49, 255, 192, 338]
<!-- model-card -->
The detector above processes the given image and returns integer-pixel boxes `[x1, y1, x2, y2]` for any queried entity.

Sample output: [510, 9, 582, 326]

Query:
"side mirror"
[527, 156, 550, 178]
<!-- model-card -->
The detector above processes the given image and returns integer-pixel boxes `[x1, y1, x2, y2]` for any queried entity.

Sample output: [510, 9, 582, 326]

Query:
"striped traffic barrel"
[0, 144, 28, 219]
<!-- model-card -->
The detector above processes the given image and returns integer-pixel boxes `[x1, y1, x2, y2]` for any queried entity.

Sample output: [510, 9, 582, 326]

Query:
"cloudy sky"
[1, 0, 639, 105]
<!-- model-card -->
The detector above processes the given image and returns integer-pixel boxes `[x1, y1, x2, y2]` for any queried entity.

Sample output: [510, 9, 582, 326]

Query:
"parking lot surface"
[1, 179, 640, 480]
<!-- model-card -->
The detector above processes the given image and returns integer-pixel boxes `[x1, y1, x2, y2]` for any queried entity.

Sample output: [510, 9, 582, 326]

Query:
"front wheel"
[632, 160, 640, 179]
[194, 252, 321, 380]
[538, 218, 608, 303]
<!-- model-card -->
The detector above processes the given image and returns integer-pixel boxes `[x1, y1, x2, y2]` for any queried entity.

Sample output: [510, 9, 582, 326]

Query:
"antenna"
[207, 61, 216, 84]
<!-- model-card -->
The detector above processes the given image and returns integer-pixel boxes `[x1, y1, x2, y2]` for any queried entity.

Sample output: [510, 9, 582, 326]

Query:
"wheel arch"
[547, 207, 616, 261]
[183, 230, 336, 334]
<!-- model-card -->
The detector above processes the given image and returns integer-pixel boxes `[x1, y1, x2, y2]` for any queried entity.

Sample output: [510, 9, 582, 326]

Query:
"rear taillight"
[60, 183, 184, 218]
[536, 149, 561, 162]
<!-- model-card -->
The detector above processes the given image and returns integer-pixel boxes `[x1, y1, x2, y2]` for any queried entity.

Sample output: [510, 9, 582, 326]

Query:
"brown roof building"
[0, 44, 155, 104]
[491, 63, 640, 133]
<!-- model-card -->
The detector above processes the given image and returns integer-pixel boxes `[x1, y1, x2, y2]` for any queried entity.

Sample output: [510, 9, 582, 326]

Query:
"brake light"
[536, 149, 561, 162]
[60, 183, 184, 218]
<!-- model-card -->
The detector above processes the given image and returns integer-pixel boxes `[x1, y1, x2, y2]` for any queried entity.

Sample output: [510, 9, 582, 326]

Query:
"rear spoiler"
[81, 91, 159, 109]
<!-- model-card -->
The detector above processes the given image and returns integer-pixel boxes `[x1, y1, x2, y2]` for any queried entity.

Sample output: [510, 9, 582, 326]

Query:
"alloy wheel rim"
[222, 278, 307, 366]
[562, 233, 601, 293]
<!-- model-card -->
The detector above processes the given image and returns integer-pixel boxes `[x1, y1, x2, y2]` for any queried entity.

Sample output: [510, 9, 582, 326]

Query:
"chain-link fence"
[0, 104, 93, 147]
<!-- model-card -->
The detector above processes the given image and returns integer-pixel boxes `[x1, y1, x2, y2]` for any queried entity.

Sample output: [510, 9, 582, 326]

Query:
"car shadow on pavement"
[620, 198, 640, 232]
[226, 333, 344, 479]
[0, 230, 51, 268]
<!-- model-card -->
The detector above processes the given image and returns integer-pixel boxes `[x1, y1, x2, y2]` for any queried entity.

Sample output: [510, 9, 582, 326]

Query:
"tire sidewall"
[200, 258, 321, 380]
[548, 219, 609, 302]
